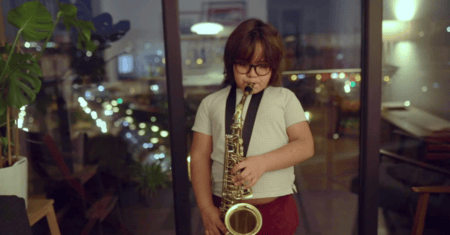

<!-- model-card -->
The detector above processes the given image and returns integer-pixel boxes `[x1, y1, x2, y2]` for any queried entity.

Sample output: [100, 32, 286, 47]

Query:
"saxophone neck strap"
[226, 85, 265, 157]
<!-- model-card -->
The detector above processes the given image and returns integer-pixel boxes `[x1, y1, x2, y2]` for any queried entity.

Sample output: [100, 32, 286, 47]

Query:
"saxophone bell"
[224, 203, 262, 235]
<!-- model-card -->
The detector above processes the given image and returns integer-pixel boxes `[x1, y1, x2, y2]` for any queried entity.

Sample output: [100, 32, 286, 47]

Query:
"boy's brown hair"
[223, 18, 284, 87]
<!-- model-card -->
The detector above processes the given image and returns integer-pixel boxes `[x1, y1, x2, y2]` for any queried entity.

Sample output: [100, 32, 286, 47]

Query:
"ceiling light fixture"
[191, 22, 224, 35]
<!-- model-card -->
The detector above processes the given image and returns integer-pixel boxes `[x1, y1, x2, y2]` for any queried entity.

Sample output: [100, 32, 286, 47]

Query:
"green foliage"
[0, 137, 13, 156]
[0, 0, 97, 129]
[0, 49, 42, 109]
[6, 1, 53, 41]
[75, 20, 97, 52]
[131, 161, 170, 198]
[59, 3, 78, 29]
[59, 3, 97, 52]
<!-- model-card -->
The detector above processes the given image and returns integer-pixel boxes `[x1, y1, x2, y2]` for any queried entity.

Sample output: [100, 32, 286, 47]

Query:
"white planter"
[0, 156, 28, 208]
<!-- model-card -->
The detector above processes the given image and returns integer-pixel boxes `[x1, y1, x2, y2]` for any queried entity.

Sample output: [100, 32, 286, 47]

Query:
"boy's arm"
[191, 132, 229, 234]
[190, 131, 214, 211]
[261, 121, 314, 171]
[231, 121, 314, 188]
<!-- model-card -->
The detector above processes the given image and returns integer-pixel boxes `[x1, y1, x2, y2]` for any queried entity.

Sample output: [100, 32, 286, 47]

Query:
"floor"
[117, 171, 389, 235]
[38, 129, 449, 235]
[29, 105, 394, 235]
[112, 120, 399, 235]
[116, 135, 387, 235]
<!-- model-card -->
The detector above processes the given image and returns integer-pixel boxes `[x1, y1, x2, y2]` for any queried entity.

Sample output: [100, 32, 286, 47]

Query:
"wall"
[94, 0, 164, 82]
[381, 0, 450, 120]
[267, 0, 361, 70]
[94, 0, 267, 83]
[180, 0, 267, 21]
[382, 40, 450, 120]
[267, 0, 360, 36]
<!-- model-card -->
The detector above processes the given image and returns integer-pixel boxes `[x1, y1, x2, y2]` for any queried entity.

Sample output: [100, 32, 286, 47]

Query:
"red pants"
[213, 194, 299, 235]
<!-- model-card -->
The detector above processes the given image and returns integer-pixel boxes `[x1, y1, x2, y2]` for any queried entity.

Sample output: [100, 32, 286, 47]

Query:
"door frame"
[162, 0, 192, 234]
[358, 0, 382, 234]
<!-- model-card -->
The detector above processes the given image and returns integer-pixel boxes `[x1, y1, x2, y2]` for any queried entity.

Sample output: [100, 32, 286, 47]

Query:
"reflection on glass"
[16, 0, 179, 234]
[118, 55, 134, 74]
[181, 1, 362, 234]
[380, 0, 450, 234]
[394, 0, 418, 21]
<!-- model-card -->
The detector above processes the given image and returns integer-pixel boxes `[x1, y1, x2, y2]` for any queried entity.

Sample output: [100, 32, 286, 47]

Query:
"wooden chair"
[26, 132, 100, 220]
[411, 186, 450, 235]
[379, 149, 450, 235]
[27, 132, 130, 235]
[43, 133, 133, 235]
[27, 198, 61, 235]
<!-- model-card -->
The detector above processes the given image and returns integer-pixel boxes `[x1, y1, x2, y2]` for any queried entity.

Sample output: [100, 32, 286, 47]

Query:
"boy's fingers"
[231, 162, 247, 174]
[232, 174, 242, 182]
[219, 223, 228, 234]
[238, 168, 250, 178]
[211, 226, 221, 235]
[233, 169, 250, 182]
[233, 177, 244, 185]
[244, 178, 256, 189]
[236, 177, 252, 186]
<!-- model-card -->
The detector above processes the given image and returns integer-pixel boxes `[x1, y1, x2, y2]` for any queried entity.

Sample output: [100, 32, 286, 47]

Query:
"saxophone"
[220, 84, 263, 235]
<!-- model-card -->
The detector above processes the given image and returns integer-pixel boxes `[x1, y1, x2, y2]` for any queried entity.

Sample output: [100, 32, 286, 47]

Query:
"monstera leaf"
[76, 20, 97, 52]
[60, 3, 78, 30]
[0, 52, 42, 110]
[59, 3, 97, 52]
[6, 1, 53, 41]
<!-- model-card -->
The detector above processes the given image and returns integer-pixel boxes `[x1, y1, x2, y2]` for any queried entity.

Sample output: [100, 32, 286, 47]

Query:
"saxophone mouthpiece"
[244, 84, 254, 93]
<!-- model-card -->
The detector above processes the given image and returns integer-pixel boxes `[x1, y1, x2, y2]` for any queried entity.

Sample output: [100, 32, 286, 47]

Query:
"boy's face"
[233, 43, 272, 94]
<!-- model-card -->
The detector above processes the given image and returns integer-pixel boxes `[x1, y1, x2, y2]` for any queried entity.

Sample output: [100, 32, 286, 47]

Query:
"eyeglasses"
[234, 61, 271, 76]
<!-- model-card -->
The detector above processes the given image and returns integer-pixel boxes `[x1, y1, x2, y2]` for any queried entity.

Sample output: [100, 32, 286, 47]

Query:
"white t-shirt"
[192, 85, 308, 198]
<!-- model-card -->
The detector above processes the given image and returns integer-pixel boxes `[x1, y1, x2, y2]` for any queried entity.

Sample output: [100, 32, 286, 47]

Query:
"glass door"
[176, 0, 375, 234]
[18, 0, 181, 234]
[378, 0, 450, 234]
[8, 0, 386, 234]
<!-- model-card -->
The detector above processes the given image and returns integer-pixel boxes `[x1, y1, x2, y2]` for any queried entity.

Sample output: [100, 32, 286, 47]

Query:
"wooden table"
[381, 104, 450, 160]
[381, 104, 450, 140]
[27, 198, 61, 235]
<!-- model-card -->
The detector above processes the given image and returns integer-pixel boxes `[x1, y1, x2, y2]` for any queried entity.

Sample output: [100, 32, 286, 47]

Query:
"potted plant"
[0, 0, 96, 207]
[129, 159, 171, 206]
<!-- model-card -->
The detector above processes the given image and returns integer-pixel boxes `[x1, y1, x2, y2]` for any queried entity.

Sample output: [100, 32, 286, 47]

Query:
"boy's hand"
[231, 156, 267, 189]
[200, 206, 228, 235]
